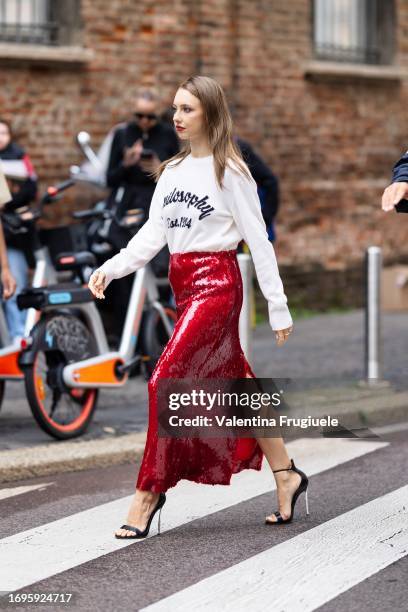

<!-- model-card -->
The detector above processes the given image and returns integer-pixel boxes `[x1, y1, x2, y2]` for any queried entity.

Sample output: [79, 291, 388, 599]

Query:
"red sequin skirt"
[135, 249, 264, 492]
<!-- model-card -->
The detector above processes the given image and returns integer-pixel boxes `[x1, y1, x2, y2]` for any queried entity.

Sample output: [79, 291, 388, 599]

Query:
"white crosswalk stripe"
[141, 486, 408, 612]
[0, 483, 54, 501]
[0, 438, 387, 594]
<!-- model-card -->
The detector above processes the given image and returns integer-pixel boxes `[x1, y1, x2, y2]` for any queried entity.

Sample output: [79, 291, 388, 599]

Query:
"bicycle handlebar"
[72, 208, 112, 221]
[41, 179, 76, 205]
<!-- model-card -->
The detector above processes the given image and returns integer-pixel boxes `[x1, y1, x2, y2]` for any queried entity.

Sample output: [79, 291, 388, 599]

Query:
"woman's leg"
[255, 435, 301, 522]
[115, 490, 161, 538]
[243, 372, 301, 522]
[3, 248, 28, 340]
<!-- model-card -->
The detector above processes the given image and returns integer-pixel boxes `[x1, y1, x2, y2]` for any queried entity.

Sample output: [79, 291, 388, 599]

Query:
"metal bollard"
[365, 246, 382, 381]
[238, 253, 253, 363]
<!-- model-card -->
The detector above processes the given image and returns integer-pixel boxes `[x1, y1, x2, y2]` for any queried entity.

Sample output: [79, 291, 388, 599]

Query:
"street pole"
[365, 246, 382, 382]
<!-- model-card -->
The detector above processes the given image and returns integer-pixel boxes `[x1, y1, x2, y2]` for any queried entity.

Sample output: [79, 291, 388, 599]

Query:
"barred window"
[313, 0, 395, 65]
[0, 0, 58, 45]
[0, 0, 82, 46]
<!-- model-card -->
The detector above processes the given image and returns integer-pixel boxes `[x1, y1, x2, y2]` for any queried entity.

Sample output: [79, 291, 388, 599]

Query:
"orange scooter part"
[0, 349, 23, 379]
[71, 357, 127, 385]
[35, 374, 46, 400]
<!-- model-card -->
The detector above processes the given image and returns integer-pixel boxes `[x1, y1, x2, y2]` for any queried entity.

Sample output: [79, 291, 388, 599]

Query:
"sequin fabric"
[136, 249, 264, 492]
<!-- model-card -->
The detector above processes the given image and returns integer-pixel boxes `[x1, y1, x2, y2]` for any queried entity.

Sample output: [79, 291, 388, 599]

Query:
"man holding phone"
[104, 89, 179, 341]
[106, 88, 179, 227]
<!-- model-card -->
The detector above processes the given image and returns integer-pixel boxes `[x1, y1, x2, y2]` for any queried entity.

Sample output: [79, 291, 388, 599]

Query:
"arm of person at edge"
[226, 167, 293, 341]
[381, 151, 408, 211]
[88, 172, 167, 299]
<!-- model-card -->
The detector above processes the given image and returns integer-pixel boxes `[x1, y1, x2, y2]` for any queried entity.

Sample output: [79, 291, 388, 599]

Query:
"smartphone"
[140, 148, 154, 160]
[395, 199, 408, 213]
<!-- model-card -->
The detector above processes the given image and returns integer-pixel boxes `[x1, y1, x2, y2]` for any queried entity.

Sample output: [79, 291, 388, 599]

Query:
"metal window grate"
[313, 0, 380, 64]
[0, 0, 58, 45]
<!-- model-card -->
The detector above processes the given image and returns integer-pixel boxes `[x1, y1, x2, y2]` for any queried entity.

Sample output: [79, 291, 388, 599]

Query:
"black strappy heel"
[115, 492, 166, 539]
[265, 458, 309, 525]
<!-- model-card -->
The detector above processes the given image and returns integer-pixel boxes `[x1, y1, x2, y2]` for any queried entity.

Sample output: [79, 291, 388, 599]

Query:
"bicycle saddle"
[55, 251, 97, 271]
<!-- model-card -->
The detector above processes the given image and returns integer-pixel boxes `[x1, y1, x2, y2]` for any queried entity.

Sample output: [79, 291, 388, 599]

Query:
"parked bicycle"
[17, 203, 176, 440]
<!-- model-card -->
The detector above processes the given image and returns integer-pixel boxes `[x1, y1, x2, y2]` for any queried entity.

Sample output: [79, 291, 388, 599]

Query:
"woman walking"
[88, 76, 309, 539]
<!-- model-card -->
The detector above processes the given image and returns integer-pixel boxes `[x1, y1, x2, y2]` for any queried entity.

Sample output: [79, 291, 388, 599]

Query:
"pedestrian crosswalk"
[0, 482, 54, 501]
[0, 437, 389, 602]
[140, 485, 408, 612]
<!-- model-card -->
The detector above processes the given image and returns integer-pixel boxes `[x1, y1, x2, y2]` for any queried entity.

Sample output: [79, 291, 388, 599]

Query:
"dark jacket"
[0, 142, 38, 266]
[235, 137, 279, 227]
[107, 120, 180, 217]
[392, 151, 408, 183]
[105, 120, 179, 252]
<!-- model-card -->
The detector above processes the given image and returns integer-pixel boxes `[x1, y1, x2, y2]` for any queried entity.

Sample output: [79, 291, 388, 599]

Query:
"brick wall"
[1, 0, 408, 307]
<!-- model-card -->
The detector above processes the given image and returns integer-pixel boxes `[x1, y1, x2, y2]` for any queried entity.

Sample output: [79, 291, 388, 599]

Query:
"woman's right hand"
[275, 324, 293, 347]
[88, 270, 106, 299]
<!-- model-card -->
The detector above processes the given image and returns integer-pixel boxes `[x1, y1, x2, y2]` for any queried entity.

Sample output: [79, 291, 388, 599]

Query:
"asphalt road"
[0, 426, 407, 611]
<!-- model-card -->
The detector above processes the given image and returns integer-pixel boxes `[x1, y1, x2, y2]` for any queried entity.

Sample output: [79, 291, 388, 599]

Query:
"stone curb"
[0, 432, 147, 484]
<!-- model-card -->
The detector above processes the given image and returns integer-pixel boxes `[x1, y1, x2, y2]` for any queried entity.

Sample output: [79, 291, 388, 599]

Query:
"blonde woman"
[88, 76, 309, 539]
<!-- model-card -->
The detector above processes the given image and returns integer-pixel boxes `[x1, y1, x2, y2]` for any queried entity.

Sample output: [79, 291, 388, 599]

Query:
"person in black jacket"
[107, 88, 180, 229]
[234, 136, 279, 241]
[0, 119, 37, 340]
[105, 89, 180, 341]
[382, 150, 408, 211]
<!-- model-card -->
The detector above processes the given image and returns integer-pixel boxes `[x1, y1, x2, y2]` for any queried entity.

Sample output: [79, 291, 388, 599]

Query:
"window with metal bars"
[0, 0, 59, 45]
[313, 0, 395, 65]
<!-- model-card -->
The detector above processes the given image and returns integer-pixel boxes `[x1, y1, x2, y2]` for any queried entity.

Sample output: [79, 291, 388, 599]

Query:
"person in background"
[107, 88, 180, 224]
[0, 119, 37, 340]
[234, 137, 280, 241]
[0, 165, 18, 307]
[382, 150, 408, 211]
[105, 89, 180, 341]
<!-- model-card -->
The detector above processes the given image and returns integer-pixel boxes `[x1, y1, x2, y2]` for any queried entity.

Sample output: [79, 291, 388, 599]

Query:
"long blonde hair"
[153, 75, 251, 188]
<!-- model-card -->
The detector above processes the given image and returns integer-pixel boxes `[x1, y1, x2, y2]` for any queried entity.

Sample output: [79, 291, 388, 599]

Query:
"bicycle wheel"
[140, 304, 177, 378]
[23, 312, 99, 439]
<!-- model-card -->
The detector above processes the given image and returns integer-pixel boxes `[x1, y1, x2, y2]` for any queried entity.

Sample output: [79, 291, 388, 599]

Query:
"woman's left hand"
[1, 267, 17, 299]
[275, 324, 293, 346]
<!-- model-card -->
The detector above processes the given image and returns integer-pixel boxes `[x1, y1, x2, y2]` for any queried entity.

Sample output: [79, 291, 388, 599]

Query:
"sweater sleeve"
[97, 171, 167, 288]
[226, 168, 293, 331]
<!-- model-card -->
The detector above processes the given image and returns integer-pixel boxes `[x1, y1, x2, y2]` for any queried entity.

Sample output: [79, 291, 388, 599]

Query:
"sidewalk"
[1, 309, 408, 483]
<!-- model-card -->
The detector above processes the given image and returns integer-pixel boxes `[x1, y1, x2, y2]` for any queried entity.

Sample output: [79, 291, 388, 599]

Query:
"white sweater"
[97, 153, 293, 331]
